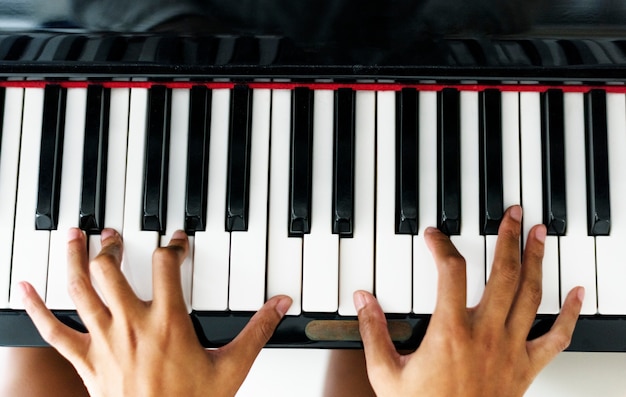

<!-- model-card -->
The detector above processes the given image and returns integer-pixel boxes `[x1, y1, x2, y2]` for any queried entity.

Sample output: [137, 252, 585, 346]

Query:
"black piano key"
[225, 84, 253, 232]
[79, 85, 110, 232]
[479, 89, 504, 235]
[396, 88, 419, 235]
[332, 88, 356, 237]
[585, 89, 611, 236]
[437, 88, 461, 236]
[142, 85, 171, 233]
[289, 87, 314, 236]
[36, 84, 66, 230]
[184, 85, 212, 233]
[541, 89, 567, 235]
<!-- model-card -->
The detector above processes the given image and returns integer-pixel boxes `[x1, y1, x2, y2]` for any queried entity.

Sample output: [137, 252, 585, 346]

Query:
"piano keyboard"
[0, 79, 624, 321]
[1, 33, 626, 350]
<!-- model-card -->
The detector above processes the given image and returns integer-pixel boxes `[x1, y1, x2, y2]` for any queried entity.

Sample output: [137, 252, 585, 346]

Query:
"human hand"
[354, 205, 584, 397]
[20, 228, 292, 397]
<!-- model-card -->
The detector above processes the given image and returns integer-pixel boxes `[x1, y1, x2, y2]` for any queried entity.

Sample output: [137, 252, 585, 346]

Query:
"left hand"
[21, 228, 292, 397]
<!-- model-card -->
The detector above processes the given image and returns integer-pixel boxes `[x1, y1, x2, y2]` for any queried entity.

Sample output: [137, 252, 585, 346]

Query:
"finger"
[507, 225, 546, 336]
[66, 228, 110, 330]
[21, 281, 90, 364]
[220, 295, 292, 380]
[477, 206, 522, 323]
[424, 227, 467, 322]
[527, 287, 584, 370]
[354, 291, 400, 377]
[89, 229, 141, 315]
[152, 230, 188, 313]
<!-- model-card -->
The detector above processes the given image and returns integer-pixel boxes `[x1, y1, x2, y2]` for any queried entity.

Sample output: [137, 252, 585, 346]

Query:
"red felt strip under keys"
[0, 79, 624, 93]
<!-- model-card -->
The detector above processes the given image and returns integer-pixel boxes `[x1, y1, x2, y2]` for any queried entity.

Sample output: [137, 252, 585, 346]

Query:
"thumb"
[355, 291, 400, 377]
[220, 295, 292, 376]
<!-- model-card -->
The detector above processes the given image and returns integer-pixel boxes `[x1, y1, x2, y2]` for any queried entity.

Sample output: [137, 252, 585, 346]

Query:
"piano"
[0, 24, 626, 351]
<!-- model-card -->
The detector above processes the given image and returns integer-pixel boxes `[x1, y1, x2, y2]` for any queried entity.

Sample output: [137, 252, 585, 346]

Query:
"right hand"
[354, 206, 584, 397]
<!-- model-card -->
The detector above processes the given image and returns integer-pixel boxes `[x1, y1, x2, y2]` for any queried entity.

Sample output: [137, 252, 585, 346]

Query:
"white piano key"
[192, 88, 231, 311]
[520, 91, 560, 314]
[160, 88, 192, 312]
[413, 90, 438, 314]
[338, 90, 375, 316]
[46, 87, 87, 309]
[267, 89, 303, 315]
[88, 86, 130, 262]
[121, 87, 159, 301]
[229, 88, 271, 311]
[450, 90, 484, 308]
[0, 87, 23, 308]
[559, 92, 597, 315]
[375, 90, 412, 314]
[487, 91, 521, 277]
[10, 87, 49, 309]
[501, 92, 521, 208]
[302, 89, 339, 313]
[597, 93, 626, 314]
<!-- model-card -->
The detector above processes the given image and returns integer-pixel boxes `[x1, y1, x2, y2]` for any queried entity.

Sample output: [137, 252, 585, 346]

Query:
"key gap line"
[263, 88, 273, 305]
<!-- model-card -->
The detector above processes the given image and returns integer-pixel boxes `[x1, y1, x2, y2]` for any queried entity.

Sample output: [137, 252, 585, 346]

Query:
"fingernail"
[67, 228, 83, 242]
[275, 296, 292, 316]
[353, 291, 370, 312]
[172, 230, 187, 240]
[577, 287, 585, 302]
[425, 227, 437, 235]
[510, 205, 522, 222]
[18, 282, 29, 299]
[535, 225, 547, 243]
[101, 228, 116, 241]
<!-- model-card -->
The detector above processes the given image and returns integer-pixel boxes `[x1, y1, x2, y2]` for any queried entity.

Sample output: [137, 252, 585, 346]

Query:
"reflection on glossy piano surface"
[1, 0, 626, 351]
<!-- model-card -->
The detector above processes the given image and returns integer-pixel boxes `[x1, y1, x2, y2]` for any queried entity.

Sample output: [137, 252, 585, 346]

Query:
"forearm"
[323, 350, 376, 397]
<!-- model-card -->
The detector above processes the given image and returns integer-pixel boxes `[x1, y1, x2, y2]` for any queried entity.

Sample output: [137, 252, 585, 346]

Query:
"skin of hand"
[20, 228, 292, 397]
[354, 205, 584, 397]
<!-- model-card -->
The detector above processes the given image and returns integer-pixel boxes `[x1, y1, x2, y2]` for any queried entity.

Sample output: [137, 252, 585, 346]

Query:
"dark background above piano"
[2, 0, 626, 39]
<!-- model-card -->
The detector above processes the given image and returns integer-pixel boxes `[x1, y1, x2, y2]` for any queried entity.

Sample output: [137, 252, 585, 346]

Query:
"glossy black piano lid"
[0, 33, 625, 80]
[0, 0, 625, 78]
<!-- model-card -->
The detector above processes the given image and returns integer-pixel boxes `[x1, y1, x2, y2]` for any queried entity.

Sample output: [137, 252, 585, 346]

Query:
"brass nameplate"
[305, 320, 412, 342]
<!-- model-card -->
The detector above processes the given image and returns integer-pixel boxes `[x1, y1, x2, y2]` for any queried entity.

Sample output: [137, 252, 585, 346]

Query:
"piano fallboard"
[2, 311, 626, 352]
